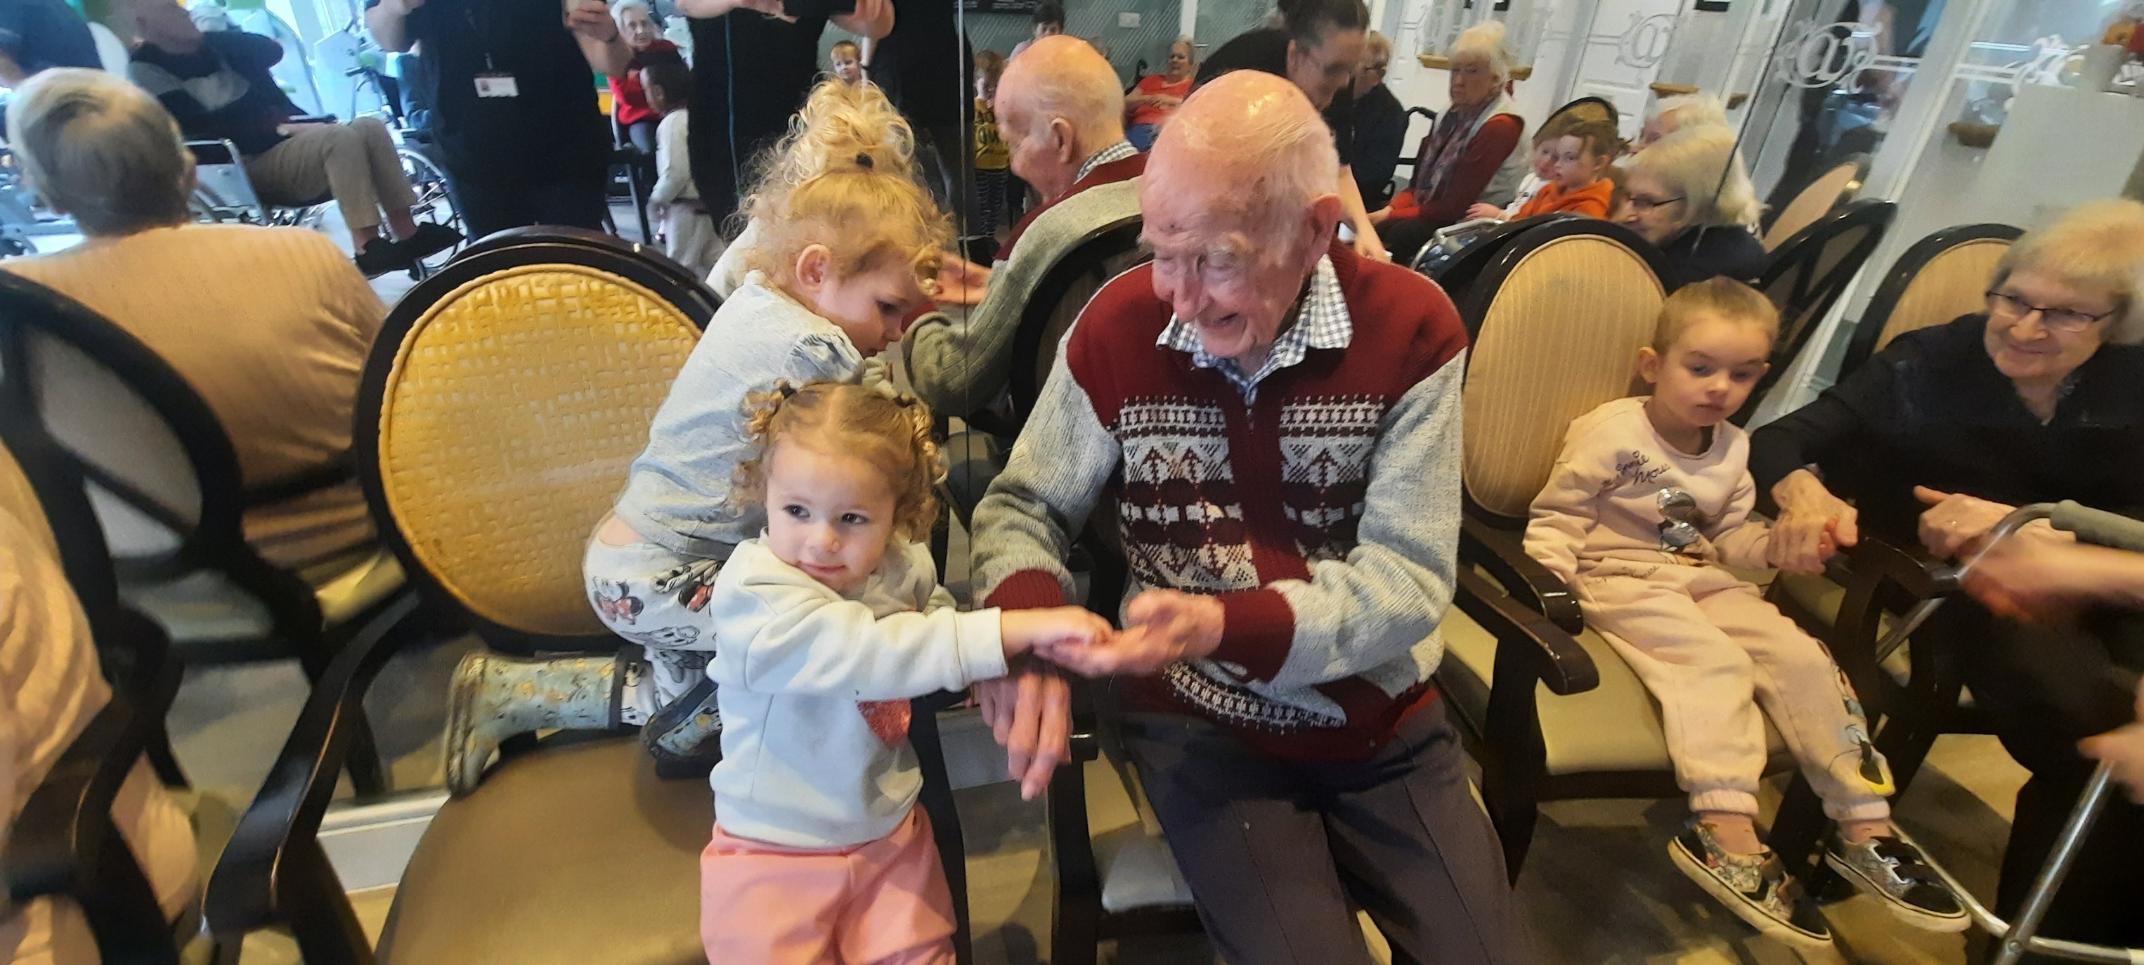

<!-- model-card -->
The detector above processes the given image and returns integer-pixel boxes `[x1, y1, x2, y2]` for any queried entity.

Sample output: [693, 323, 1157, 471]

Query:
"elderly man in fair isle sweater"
[904, 35, 1146, 520]
[970, 71, 1530, 963]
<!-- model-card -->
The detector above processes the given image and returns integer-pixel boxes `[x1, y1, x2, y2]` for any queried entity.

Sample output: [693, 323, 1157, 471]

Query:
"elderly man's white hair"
[1651, 93, 1728, 137]
[4, 67, 194, 237]
[1449, 21, 1513, 83]
[1151, 71, 1338, 244]
[999, 34, 1125, 144]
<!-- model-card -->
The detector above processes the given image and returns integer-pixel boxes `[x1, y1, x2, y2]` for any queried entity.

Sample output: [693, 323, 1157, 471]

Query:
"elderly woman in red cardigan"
[1371, 20, 1528, 265]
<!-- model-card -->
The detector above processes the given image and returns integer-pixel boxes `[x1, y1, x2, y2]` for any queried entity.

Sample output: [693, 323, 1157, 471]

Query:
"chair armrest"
[1459, 516, 1584, 634]
[203, 592, 419, 937]
[4, 696, 147, 905]
[1452, 566, 1599, 696]
[287, 114, 337, 125]
[185, 139, 243, 166]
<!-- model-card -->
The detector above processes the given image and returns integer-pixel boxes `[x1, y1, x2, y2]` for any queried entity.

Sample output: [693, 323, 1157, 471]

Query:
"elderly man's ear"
[1046, 116, 1079, 166]
[1298, 192, 1345, 265]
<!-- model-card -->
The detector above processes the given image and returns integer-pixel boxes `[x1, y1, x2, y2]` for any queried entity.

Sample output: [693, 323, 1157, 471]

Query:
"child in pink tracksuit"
[1523, 279, 1966, 950]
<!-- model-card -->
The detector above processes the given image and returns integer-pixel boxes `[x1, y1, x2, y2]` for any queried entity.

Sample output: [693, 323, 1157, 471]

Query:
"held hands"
[1769, 469, 1857, 574]
[1000, 606, 1113, 655]
[1039, 589, 1224, 678]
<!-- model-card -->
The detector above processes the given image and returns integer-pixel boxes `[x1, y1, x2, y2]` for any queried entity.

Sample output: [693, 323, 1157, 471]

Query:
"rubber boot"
[643, 676, 725, 780]
[443, 650, 622, 795]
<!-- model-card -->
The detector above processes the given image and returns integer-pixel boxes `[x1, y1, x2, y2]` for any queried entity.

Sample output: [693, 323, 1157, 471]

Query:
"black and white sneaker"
[354, 237, 417, 277]
[1669, 821, 1834, 950]
[1825, 831, 1970, 933]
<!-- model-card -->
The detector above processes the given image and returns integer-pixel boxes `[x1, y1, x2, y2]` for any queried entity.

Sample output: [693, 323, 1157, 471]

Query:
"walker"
[1867, 500, 2144, 964]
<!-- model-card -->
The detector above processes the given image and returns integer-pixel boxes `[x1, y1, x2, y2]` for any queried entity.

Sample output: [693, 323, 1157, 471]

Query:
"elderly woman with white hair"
[1617, 124, 1766, 290]
[606, 0, 683, 155]
[1751, 199, 2144, 953]
[0, 69, 386, 575]
[1372, 20, 1528, 264]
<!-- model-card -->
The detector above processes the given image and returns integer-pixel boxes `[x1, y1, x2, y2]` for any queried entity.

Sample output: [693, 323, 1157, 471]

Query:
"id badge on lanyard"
[467, 0, 517, 98]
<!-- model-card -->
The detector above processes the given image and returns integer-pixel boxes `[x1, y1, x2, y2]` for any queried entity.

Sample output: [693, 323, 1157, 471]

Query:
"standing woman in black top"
[1194, 0, 1384, 261]
[366, 0, 631, 237]
[676, 0, 892, 228]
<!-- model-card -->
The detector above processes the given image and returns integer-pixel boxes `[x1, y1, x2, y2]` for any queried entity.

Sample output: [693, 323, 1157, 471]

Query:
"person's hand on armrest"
[975, 663, 1073, 800]
[1464, 202, 1506, 222]
[1769, 468, 1857, 573]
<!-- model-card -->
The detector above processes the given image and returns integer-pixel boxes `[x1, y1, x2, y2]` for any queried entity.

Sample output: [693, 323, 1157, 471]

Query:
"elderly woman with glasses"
[1615, 124, 1763, 290]
[1749, 199, 2144, 953]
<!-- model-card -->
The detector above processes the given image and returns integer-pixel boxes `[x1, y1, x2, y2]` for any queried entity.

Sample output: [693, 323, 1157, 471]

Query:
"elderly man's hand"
[563, 0, 621, 39]
[935, 255, 992, 306]
[2082, 682, 2144, 804]
[974, 662, 1071, 800]
[1914, 486, 2022, 559]
[1769, 468, 1857, 573]
[1041, 589, 1223, 677]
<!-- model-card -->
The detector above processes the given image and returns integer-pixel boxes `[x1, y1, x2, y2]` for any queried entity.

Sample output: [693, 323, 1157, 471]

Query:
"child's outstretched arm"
[1523, 427, 1607, 584]
[1711, 469, 1782, 571]
[713, 565, 1108, 702]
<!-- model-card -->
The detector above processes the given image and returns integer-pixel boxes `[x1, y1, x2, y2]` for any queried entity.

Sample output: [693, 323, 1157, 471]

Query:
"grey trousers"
[1120, 705, 1532, 965]
[246, 116, 417, 232]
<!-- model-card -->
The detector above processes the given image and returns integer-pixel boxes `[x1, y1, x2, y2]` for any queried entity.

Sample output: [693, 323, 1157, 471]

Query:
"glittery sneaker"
[1825, 831, 1970, 933]
[1668, 821, 1834, 950]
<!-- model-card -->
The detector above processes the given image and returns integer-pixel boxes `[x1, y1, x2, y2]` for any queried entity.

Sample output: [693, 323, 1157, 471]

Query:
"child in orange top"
[1511, 119, 1620, 220]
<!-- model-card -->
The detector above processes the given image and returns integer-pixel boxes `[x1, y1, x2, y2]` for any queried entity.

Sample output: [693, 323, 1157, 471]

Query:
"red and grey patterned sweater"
[972, 243, 1470, 760]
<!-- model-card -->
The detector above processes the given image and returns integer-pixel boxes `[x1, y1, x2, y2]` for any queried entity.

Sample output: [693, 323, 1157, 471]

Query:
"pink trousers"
[1580, 561, 1892, 822]
[700, 808, 956, 964]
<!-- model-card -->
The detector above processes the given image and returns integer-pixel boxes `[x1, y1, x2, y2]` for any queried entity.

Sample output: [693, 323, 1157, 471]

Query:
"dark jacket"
[1659, 223, 1768, 291]
[130, 31, 302, 156]
[1349, 82, 1408, 209]
[1749, 313, 2144, 545]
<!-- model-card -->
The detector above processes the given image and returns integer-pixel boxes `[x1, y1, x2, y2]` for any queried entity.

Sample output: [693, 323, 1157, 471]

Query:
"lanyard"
[462, 0, 499, 72]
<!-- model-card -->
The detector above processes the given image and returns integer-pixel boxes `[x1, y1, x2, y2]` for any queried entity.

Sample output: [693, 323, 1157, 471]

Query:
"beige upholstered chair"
[1433, 219, 1798, 878]
[1762, 156, 1867, 252]
[205, 236, 722, 964]
[1839, 223, 2021, 377]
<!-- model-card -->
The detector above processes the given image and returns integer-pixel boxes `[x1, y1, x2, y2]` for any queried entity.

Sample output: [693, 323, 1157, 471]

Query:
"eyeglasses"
[1626, 194, 1685, 213]
[1984, 290, 2118, 332]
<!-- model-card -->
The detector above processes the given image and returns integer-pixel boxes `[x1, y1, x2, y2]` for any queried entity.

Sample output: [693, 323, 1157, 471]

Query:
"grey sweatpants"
[584, 531, 723, 724]
[246, 116, 417, 232]
[1120, 708, 1532, 965]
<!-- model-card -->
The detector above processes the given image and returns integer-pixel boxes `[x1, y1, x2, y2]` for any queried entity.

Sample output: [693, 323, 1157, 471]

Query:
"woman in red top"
[1371, 21, 1528, 264]
[608, 0, 682, 155]
[1125, 37, 1194, 152]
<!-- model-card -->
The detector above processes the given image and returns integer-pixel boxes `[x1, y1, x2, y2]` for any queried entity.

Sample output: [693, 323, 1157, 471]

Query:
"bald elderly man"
[970, 72, 1529, 963]
[906, 35, 1146, 516]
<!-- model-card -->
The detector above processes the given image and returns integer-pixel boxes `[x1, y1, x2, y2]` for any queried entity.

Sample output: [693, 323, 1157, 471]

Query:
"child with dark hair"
[1010, 1, 1065, 59]
[645, 59, 718, 273]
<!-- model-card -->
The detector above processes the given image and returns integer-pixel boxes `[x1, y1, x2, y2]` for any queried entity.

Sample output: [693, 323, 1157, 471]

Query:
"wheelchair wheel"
[398, 143, 463, 271]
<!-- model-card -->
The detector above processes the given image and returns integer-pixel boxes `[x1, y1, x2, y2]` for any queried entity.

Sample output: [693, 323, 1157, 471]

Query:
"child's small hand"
[1001, 606, 1112, 657]
[1465, 202, 1506, 221]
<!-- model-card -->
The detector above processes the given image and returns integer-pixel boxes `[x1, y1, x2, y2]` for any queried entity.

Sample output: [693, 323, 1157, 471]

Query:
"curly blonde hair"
[732, 381, 944, 543]
[736, 80, 951, 295]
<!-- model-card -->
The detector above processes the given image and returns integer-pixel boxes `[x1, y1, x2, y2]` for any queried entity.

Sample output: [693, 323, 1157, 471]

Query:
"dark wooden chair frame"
[1837, 222, 2021, 380]
[0, 416, 207, 964]
[0, 271, 403, 794]
[1739, 198, 1898, 423]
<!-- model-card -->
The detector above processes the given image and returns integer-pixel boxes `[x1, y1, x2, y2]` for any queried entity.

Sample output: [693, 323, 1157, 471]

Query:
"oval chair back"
[1007, 213, 1149, 427]
[1545, 95, 1619, 131]
[1744, 198, 1897, 422]
[1840, 222, 2020, 379]
[355, 241, 714, 650]
[0, 273, 323, 652]
[1457, 219, 1670, 523]
[1762, 154, 1867, 252]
